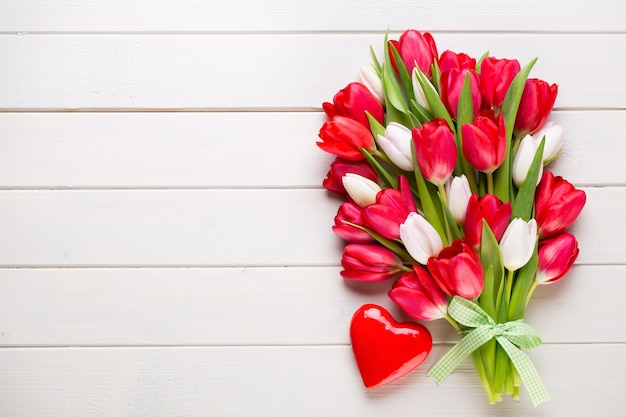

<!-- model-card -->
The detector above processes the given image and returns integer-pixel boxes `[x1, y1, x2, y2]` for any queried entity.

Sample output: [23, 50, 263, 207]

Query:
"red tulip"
[340, 244, 403, 282]
[333, 202, 374, 243]
[317, 116, 376, 161]
[427, 239, 484, 299]
[536, 233, 579, 284]
[323, 157, 378, 195]
[480, 57, 521, 109]
[535, 171, 586, 238]
[438, 50, 476, 74]
[398, 30, 438, 78]
[389, 267, 448, 321]
[362, 176, 416, 240]
[514, 78, 558, 136]
[387, 39, 401, 72]
[440, 68, 482, 120]
[322, 82, 385, 128]
[464, 194, 512, 248]
[412, 118, 457, 186]
[461, 109, 506, 173]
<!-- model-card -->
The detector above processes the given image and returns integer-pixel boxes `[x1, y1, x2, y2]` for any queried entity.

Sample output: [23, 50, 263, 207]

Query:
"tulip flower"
[512, 134, 543, 187]
[399, 212, 444, 265]
[515, 78, 558, 136]
[411, 68, 435, 112]
[461, 109, 506, 174]
[340, 244, 403, 282]
[445, 175, 472, 225]
[389, 267, 448, 321]
[412, 118, 457, 186]
[377, 122, 414, 171]
[342, 173, 382, 208]
[359, 64, 384, 102]
[479, 57, 521, 109]
[438, 50, 476, 74]
[323, 157, 378, 195]
[464, 194, 512, 247]
[535, 171, 586, 238]
[322, 82, 385, 128]
[533, 121, 564, 162]
[427, 239, 484, 299]
[536, 233, 579, 284]
[500, 218, 538, 271]
[363, 176, 416, 240]
[398, 29, 438, 78]
[317, 116, 376, 161]
[332, 202, 374, 243]
[440, 68, 482, 120]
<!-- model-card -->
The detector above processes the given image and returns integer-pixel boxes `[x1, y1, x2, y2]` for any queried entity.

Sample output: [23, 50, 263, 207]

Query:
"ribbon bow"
[427, 296, 550, 407]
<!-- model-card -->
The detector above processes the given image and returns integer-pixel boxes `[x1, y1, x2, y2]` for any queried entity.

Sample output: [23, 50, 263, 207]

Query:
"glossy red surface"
[349, 304, 433, 388]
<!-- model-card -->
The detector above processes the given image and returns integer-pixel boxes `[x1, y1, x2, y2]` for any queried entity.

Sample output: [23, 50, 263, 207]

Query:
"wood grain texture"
[1, 345, 624, 416]
[0, 265, 622, 346]
[1, 34, 624, 110]
[0, 110, 623, 188]
[1, 0, 624, 32]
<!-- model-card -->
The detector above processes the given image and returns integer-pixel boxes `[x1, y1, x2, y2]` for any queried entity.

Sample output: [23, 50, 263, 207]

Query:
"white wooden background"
[0, 1, 625, 415]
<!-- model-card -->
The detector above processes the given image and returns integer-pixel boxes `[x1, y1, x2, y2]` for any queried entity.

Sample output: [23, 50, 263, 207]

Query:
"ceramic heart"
[350, 304, 432, 388]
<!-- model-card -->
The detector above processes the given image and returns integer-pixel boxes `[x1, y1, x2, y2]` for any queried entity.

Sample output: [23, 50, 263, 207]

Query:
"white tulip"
[359, 64, 384, 103]
[399, 212, 443, 265]
[445, 175, 472, 224]
[377, 122, 414, 171]
[533, 121, 564, 162]
[513, 134, 543, 187]
[499, 218, 538, 271]
[342, 173, 382, 207]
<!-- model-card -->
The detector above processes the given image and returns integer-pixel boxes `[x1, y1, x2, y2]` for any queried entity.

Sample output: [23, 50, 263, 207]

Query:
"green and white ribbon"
[427, 296, 550, 407]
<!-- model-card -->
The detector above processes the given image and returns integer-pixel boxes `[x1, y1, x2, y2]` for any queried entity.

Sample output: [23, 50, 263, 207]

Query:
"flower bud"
[322, 82, 384, 128]
[389, 267, 448, 321]
[412, 118, 457, 186]
[533, 121, 564, 162]
[332, 202, 373, 243]
[411, 68, 434, 111]
[342, 173, 382, 207]
[377, 122, 414, 171]
[445, 175, 472, 225]
[427, 239, 484, 299]
[323, 157, 378, 195]
[464, 194, 512, 247]
[398, 29, 438, 78]
[536, 233, 579, 284]
[514, 78, 558, 136]
[513, 134, 543, 187]
[399, 212, 443, 265]
[340, 244, 403, 282]
[359, 64, 384, 103]
[317, 116, 376, 161]
[535, 172, 586, 238]
[499, 218, 538, 271]
[462, 110, 506, 173]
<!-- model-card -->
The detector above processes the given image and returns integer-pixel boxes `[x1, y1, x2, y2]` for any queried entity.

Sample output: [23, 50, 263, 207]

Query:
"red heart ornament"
[350, 304, 432, 388]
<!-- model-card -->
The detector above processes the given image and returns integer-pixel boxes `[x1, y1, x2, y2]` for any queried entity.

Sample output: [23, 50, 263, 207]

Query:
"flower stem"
[505, 269, 515, 305]
[525, 280, 539, 308]
[443, 313, 461, 332]
[487, 172, 494, 196]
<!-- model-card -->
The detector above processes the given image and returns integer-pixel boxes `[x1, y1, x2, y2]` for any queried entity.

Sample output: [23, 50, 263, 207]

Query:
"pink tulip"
[323, 157, 378, 195]
[333, 202, 374, 243]
[398, 29, 438, 78]
[536, 233, 579, 284]
[389, 267, 448, 321]
[427, 239, 484, 299]
[480, 57, 521, 109]
[362, 176, 416, 240]
[464, 194, 512, 248]
[535, 171, 586, 238]
[412, 118, 457, 186]
[322, 82, 385, 128]
[317, 116, 376, 161]
[461, 109, 507, 173]
[514, 78, 558, 136]
[440, 68, 482, 120]
[340, 244, 403, 282]
[438, 50, 476, 74]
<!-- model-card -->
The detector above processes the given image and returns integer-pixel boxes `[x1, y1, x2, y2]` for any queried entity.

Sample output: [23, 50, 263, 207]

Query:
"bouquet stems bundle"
[317, 30, 586, 406]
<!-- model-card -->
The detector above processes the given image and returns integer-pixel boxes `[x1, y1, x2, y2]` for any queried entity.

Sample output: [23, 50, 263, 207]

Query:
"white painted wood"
[0, 110, 622, 188]
[1, 0, 624, 32]
[0, 265, 621, 346]
[0, 344, 624, 416]
[1, 34, 624, 110]
[0, 187, 612, 267]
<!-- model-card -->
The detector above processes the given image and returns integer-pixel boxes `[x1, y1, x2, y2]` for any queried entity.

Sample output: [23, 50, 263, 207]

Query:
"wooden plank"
[0, 34, 624, 110]
[0, 187, 614, 267]
[0, 0, 623, 32]
[0, 344, 623, 416]
[0, 110, 622, 188]
[0, 265, 621, 346]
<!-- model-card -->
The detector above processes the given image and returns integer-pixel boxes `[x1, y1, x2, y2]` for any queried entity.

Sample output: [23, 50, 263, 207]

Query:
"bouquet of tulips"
[317, 29, 586, 407]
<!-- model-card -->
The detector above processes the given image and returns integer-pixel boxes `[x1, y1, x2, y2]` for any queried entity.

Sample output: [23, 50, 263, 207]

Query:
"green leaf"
[366, 111, 385, 140]
[369, 46, 382, 76]
[478, 220, 504, 319]
[412, 145, 447, 245]
[389, 43, 414, 105]
[413, 67, 453, 129]
[508, 242, 538, 320]
[455, 74, 479, 194]
[511, 137, 545, 221]
[475, 51, 490, 72]
[381, 65, 409, 115]
[437, 192, 462, 241]
[409, 99, 431, 125]
[361, 148, 397, 190]
[494, 58, 538, 203]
